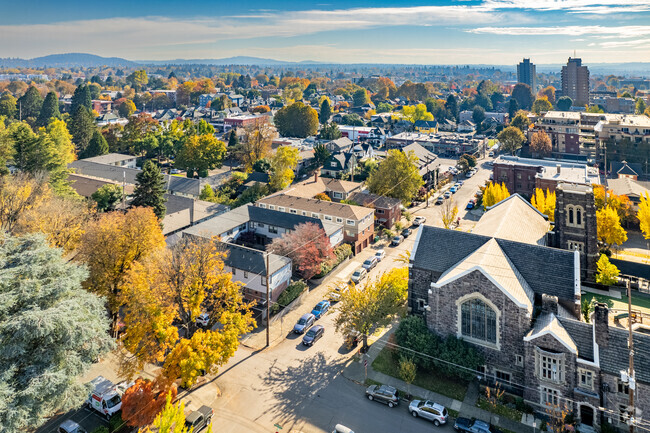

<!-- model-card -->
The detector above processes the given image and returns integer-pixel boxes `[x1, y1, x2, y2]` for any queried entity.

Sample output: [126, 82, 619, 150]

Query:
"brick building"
[408, 195, 650, 431]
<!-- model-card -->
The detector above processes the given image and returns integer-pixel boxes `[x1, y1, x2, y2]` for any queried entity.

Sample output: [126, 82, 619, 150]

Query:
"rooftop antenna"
[573, 49, 576, 58]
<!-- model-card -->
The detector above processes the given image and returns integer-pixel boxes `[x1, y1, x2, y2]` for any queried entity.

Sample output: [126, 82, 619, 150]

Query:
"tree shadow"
[254, 352, 347, 429]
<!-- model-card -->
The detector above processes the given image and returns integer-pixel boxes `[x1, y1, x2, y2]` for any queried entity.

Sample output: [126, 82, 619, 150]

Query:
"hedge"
[271, 280, 307, 314]
[317, 244, 352, 278]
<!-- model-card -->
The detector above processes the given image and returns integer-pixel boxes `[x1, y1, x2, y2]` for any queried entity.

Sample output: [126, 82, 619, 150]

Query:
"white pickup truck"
[86, 376, 132, 420]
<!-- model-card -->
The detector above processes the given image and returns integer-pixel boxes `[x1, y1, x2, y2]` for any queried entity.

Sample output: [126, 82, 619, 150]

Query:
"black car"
[454, 417, 502, 433]
[302, 324, 324, 346]
[365, 384, 399, 408]
[401, 228, 412, 238]
[185, 405, 213, 432]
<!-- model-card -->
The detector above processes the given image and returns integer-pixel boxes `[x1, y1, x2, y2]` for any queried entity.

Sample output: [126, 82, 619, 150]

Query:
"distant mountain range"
[0, 53, 648, 76]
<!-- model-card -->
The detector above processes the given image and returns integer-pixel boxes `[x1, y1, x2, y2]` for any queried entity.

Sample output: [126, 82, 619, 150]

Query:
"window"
[579, 369, 593, 390]
[261, 276, 266, 286]
[346, 230, 354, 237]
[290, 209, 297, 214]
[566, 205, 585, 228]
[541, 387, 559, 406]
[476, 365, 486, 375]
[312, 213, 319, 218]
[376, 209, 384, 214]
[259, 204, 266, 209]
[346, 219, 355, 226]
[302, 211, 307, 216]
[324, 215, 333, 221]
[269, 205, 275, 210]
[516, 355, 524, 367]
[417, 299, 426, 310]
[336, 217, 343, 223]
[331, 162, 337, 167]
[568, 241, 584, 252]
[269, 226, 278, 234]
[517, 173, 522, 180]
[257, 223, 265, 228]
[244, 272, 249, 278]
[496, 371, 511, 384]
[333, 192, 343, 199]
[536, 351, 564, 383]
[618, 381, 629, 395]
[460, 298, 497, 344]
[278, 206, 285, 212]
[239, 224, 246, 231]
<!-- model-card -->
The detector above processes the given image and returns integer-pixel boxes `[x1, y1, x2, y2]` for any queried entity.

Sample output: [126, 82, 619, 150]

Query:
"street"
[38, 158, 495, 433]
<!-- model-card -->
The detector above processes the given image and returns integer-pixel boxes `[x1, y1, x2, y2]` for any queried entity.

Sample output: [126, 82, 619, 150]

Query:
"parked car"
[391, 235, 404, 246]
[450, 186, 458, 193]
[328, 284, 349, 302]
[454, 417, 502, 433]
[58, 421, 87, 433]
[413, 216, 426, 226]
[488, 151, 495, 157]
[195, 313, 209, 328]
[444, 191, 452, 199]
[457, 180, 464, 186]
[350, 267, 367, 284]
[185, 405, 213, 432]
[302, 324, 324, 346]
[293, 313, 315, 334]
[401, 228, 412, 238]
[362, 256, 378, 271]
[332, 424, 355, 433]
[311, 300, 331, 319]
[365, 384, 399, 408]
[374, 249, 386, 262]
[466, 199, 475, 210]
[465, 171, 473, 178]
[409, 400, 449, 426]
[435, 196, 444, 205]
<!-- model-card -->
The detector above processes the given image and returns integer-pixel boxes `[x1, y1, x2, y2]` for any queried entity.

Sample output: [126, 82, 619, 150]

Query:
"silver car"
[409, 400, 448, 426]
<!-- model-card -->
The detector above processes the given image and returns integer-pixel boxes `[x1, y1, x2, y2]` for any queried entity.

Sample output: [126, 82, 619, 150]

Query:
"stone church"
[408, 185, 650, 431]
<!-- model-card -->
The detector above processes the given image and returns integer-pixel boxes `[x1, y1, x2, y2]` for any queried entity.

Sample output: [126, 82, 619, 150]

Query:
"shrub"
[317, 243, 352, 277]
[92, 428, 110, 433]
[109, 413, 127, 433]
[271, 280, 307, 314]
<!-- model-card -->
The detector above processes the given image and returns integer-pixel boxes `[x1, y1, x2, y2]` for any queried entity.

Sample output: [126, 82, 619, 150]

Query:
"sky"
[1, 0, 650, 64]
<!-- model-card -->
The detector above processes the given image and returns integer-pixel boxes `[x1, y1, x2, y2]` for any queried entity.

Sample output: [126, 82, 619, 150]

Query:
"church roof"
[524, 313, 577, 354]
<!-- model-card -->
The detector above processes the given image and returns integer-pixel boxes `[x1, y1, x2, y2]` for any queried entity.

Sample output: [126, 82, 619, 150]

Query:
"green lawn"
[477, 397, 523, 422]
[371, 346, 468, 401]
[582, 292, 650, 315]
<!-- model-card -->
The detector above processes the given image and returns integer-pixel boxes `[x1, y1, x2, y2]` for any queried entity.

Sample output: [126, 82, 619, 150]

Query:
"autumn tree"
[531, 188, 556, 222]
[121, 379, 177, 428]
[274, 102, 319, 138]
[595, 254, 620, 286]
[92, 183, 123, 212]
[639, 192, 650, 241]
[139, 393, 212, 433]
[77, 207, 165, 332]
[118, 99, 136, 118]
[119, 237, 255, 387]
[335, 267, 408, 351]
[593, 185, 635, 225]
[597, 206, 627, 250]
[269, 145, 300, 191]
[367, 149, 424, 205]
[126, 69, 149, 91]
[440, 198, 458, 229]
[0, 233, 114, 432]
[530, 130, 552, 158]
[532, 97, 553, 114]
[400, 104, 434, 122]
[175, 134, 226, 178]
[482, 182, 510, 208]
[0, 118, 14, 174]
[239, 123, 274, 171]
[498, 126, 526, 154]
[132, 160, 167, 219]
[0, 173, 50, 233]
[269, 222, 334, 279]
[538, 86, 556, 105]
[399, 357, 417, 399]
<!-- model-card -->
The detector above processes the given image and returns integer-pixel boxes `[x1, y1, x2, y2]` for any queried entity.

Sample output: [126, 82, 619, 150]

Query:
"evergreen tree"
[68, 106, 96, 153]
[445, 94, 458, 121]
[0, 233, 114, 432]
[83, 130, 109, 158]
[508, 98, 519, 119]
[132, 160, 167, 220]
[319, 98, 332, 124]
[0, 93, 17, 119]
[17, 86, 43, 120]
[228, 129, 239, 147]
[36, 91, 61, 127]
[71, 84, 92, 112]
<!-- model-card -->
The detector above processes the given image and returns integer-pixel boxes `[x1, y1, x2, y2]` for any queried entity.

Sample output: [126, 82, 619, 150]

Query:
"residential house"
[321, 152, 357, 179]
[457, 119, 476, 133]
[401, 142, 438, 188]
[348, 191, 401, 228]
[96, 113, 128, 127]
[92, 100, 112, 114]
[256, 194, 374, 254]
[285, 176, 363, 202]
[325, 137, 353, 154]
[439, 119, 457, 132]
[83, 153, 138, 169]
[224, 113, 269, 131]
[414, 120, 439, 134]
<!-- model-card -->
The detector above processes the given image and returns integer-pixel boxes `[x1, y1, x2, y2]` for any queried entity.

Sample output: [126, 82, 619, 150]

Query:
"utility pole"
[265, 252, 271, 347]
[628, 280, 636, 433]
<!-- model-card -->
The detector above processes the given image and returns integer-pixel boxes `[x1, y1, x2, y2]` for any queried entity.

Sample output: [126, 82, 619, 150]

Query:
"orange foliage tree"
[121, 379, 178, 428]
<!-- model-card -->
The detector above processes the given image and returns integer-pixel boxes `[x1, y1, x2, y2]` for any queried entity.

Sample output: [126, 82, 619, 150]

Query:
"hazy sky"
[1, 0, 650, 64]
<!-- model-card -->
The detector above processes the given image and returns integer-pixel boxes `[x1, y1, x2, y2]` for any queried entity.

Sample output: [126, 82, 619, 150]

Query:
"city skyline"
[1, 0, 650, 64]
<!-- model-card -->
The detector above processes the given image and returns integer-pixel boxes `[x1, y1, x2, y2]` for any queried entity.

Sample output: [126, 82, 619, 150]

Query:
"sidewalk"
[342, 328, 539, 433]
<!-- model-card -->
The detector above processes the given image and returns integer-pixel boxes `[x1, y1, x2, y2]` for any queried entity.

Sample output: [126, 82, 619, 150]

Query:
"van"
[332, 425, 355, 433]
[86, 376, 133, 420]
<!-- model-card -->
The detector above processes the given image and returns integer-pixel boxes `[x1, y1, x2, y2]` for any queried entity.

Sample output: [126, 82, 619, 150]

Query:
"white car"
[196, 313, 210, 327]
[413, 216, 426, 226]
[374, 249, 386, 262]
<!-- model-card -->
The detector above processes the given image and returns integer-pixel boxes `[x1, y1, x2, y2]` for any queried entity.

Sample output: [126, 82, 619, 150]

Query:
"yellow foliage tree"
[77, 207, 166, 329]
[595, 254, 620, 286]
[639, 192, 650, 240]
[269, 145, 300, 191]
[119, 237, 255, 388]
[596, 206, 628, 249]
[0, 173, 50, 233]
[482, 182, 510, 209]
[440, 198, 458, 229]
[530, 188, 556, 222]
[593, 185, 635, 225]
[139, 392, 213, 433]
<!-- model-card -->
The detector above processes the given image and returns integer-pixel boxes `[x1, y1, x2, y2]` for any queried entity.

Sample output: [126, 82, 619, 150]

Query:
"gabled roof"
[617, 162, 639, 176]
[257, 194, 374, 221]
[435, 238, 535, 311]
[524, 313, 577, 354]
[558, 317, 594, 362]
[349, 191, 401, 210]
[606, 177, 649, 199]
[222, 242, 290, 275]
[414, 120, 439, 128]
[472, 194, 549, 245]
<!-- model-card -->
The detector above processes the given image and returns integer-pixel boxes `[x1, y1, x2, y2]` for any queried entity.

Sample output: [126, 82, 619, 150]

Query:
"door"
[580, 405, 594, 426]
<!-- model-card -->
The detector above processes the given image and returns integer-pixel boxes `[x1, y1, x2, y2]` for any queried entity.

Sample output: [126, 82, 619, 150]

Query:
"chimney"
[556, 164, 561, 175]
[189, 199, 195, 226]
[594, 302, 609, 348]
[542, 294, 559, 316]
